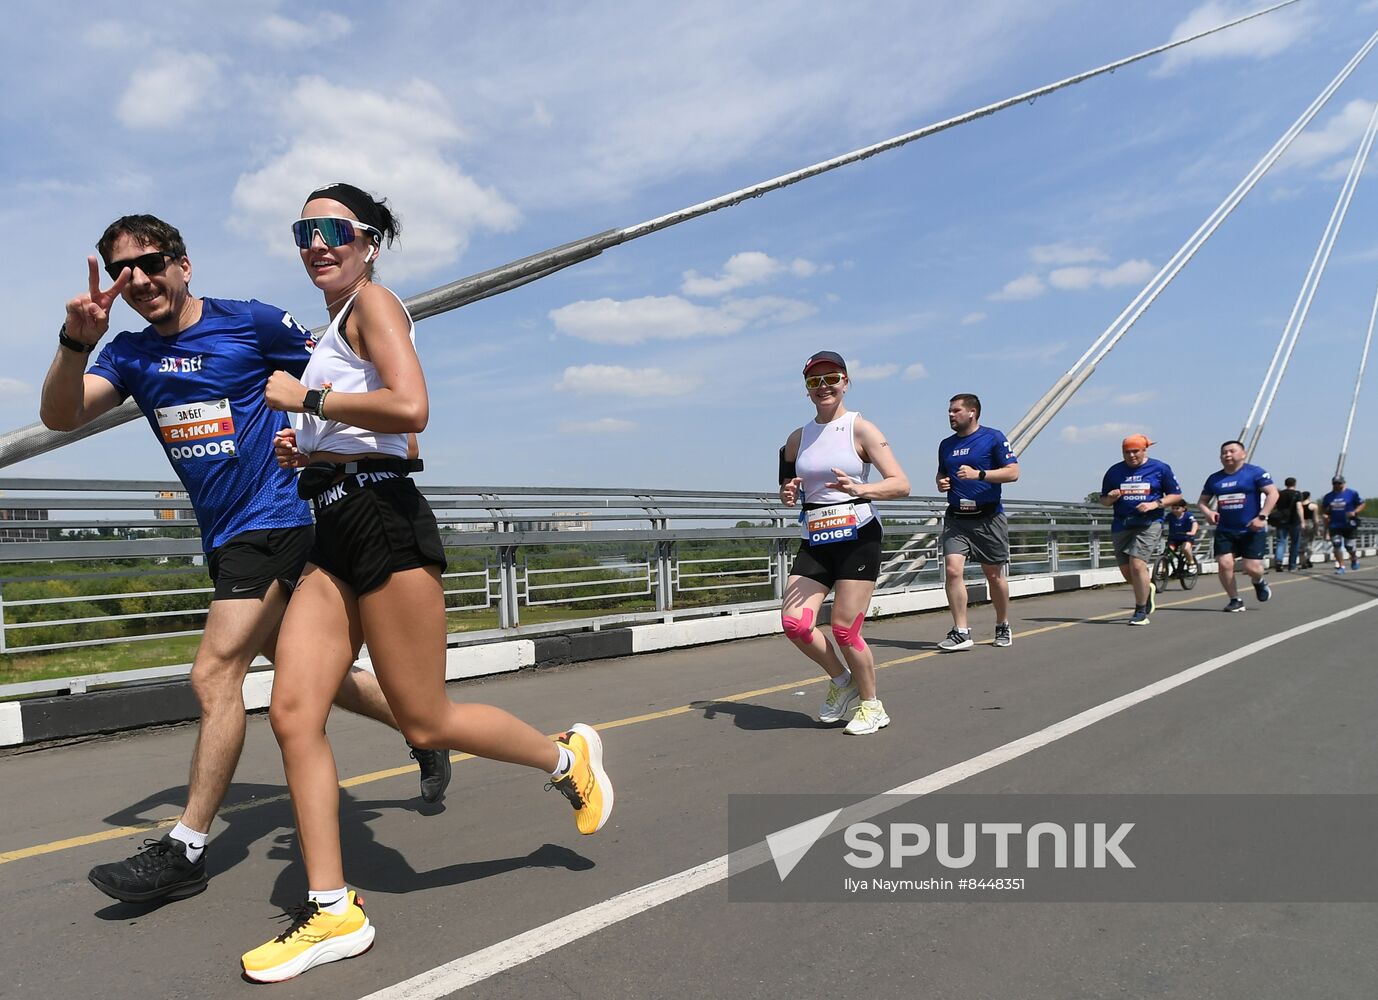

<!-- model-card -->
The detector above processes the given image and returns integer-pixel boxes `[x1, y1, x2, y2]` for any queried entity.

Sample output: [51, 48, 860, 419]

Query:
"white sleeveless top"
[795, 410, 875, 535]
[296, 287, 413, 459]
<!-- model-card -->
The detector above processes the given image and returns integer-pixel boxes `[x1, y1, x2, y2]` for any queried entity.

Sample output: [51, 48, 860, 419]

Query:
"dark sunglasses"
[104, 252, 175, 282]
[291, 217, 381, 250]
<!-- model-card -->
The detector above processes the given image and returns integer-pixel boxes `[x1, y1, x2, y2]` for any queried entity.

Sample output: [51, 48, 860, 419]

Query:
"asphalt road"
[2, 567, 1376, 1000]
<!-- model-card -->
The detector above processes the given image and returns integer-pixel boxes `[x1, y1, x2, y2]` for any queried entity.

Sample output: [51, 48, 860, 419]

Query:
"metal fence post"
[0, 581, 7, 654]
[1089, 524, 1101, 569]
[496, 544, 520, 628]
[1048, 517, 1059, 574]
[653, 518, 675, 612]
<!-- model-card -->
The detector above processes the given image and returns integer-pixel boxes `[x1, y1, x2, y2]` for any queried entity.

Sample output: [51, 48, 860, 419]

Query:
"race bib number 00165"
[807, 503, 858, 545]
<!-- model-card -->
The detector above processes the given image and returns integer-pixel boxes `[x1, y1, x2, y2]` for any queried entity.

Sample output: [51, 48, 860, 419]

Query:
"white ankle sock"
[833, 668, 852, 689]
[308, 888, 350, 915]
[169, 822, 207, 863]
[551, 744, 574, 778]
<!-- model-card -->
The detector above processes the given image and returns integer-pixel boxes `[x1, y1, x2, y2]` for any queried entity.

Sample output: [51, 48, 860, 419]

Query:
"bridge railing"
[0, 478, 1109, 665]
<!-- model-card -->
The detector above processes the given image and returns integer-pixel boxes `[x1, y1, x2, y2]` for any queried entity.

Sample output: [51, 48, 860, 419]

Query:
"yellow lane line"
[0, 572, 1321, 866]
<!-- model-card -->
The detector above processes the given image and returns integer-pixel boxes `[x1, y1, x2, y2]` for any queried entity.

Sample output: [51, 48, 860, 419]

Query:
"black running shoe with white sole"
[409, 744, 452, 804]
[88, 835, 206, 904]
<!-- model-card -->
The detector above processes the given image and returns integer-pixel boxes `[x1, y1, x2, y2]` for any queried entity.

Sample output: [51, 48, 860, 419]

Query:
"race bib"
[1119, 481, 1152, 497]
[1216, 491, 1246, 510]
[155, 398, 238, 463]
[958, 498, 977, 511]
[806, 503, 858, 545]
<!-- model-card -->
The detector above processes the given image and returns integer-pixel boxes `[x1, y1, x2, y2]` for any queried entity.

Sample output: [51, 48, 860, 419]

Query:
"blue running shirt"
[88, 297, 314, 552]
[1165, 510, 1197, 541]
[1100, 458, 1182, 532]
[938, 426, 1017, 515]
[1320, 488, 1363, 530]
[1201, 463, 1273, 532]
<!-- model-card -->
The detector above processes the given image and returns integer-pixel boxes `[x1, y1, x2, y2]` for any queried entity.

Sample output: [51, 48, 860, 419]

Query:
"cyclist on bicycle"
[1165, 500, 1198, 562]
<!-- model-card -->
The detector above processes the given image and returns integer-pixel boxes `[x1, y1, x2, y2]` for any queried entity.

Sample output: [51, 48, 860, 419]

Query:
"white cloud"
[1029, 243, 1106, 266]
[989, 274, 1045, 301]
[230, 77, 519, 280]
[1114, 390, 1158, 405]
[960, 312, 987, 326]
[258, 13, 352, 48]
[82, 20, 139, 50]
[556, 365, 699, 396]
[1060, 422, 1140, 444]
[970, 341, 1068, 365]
[681, 251, 824, 297]
[0, 377, 32, 398]
[849, 361, 899, 381]
[903, 363, 929, 380]
[1049, 259, 1154, 290]
[558, 417, 636, 434]
[116, 54, 221, 128]
[1280, 100, 1376, 173]
[1155, 1, 1315, 76]
[550, 294, 814, 344]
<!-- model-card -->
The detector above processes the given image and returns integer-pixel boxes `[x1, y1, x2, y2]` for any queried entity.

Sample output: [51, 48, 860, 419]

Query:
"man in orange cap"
[1098, 434, 1182, 625]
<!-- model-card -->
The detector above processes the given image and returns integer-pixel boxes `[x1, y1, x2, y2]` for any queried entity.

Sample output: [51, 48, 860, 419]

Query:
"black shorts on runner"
[309, 476, 448, 595]
[207, 525, 314, 600]
[1213, 527, 1267, 560]
[790, 518, 883, 586]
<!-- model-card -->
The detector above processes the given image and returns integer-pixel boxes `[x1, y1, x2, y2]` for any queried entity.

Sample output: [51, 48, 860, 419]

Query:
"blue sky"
[3, 0, 1378, 502]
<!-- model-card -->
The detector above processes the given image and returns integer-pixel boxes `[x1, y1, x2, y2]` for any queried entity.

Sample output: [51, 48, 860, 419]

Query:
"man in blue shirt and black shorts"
[40, 215, 448, 907]
[935, 393, 1020, 651]
[1198, 440, 1279, 612]
[1098, 434, 1182, 626]
[1319, 475, 1366, 574]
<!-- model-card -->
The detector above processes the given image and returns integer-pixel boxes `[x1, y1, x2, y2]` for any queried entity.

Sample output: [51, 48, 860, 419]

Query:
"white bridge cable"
[1336, 272, 1378, 478]
[1242, 97, 1378, 457]
[0, 0, 1302, 471]
[1009, 25, 1378, 457]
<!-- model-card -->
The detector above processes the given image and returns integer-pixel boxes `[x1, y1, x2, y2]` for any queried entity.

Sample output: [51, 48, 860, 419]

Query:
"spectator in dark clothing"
[1270, 477, 1305, 571]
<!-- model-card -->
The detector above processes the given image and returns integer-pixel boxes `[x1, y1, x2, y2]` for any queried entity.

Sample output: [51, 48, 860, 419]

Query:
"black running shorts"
[207, 525, 314, 600]
[309, 476, 448, 595]
[789, 518, 883, 586]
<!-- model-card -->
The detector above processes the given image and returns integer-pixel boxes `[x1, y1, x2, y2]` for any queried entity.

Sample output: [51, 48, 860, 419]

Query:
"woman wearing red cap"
[778, 351, 910, 734]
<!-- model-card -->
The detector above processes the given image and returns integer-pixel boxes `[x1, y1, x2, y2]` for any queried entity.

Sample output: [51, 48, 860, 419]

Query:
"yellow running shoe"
[241, 890, 375, 983]
[548, 723, 614, 834]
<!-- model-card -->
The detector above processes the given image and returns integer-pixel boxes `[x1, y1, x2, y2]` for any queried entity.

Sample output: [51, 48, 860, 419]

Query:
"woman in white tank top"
[777, 351, 910, 736]
[245, 184, 612, 983]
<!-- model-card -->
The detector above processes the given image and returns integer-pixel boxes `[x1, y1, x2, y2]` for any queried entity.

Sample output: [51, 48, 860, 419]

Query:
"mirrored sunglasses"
[291, 217, 381, 250]
[804, 372, 846, 389]
[104, 252, 174, 283]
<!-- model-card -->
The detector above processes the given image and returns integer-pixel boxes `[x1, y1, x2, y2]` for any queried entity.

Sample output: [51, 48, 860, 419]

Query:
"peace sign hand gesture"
[62, 256, 131, 349]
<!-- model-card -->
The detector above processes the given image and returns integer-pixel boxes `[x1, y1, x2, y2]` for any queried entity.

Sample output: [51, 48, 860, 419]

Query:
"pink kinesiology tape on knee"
[781, 608, 815, 642]
[831, 611, 867, 650]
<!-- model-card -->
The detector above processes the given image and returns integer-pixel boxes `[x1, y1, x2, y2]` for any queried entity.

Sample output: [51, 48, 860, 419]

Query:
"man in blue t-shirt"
[39, 215, 446, 907]
[1319, 475, 1366, 573]
[1098, 434, 1182, 625]
[935, 393, 1021, 651]
[1198, 439, 1279, 612]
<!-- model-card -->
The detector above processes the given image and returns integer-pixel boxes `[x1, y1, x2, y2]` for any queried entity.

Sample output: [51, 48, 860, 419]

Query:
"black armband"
[58, 323, 93, 354]
[778, 446, 796, 485]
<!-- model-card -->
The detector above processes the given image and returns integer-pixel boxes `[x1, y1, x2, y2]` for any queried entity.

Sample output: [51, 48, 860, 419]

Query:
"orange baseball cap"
[1121, 434, 1153, 450]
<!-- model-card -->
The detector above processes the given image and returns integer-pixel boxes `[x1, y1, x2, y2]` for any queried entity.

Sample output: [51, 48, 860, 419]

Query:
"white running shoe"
[844, 699, 890, 735]
[938, 628, 974, 652]
[818, 677, 861, 724]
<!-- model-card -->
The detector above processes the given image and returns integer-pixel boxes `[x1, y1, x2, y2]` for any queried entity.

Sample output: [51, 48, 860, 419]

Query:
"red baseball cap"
[803, 350, 847, 374]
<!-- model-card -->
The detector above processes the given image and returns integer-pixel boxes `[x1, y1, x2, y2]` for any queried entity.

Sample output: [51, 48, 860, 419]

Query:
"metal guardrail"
[5, 476, 1367, 697]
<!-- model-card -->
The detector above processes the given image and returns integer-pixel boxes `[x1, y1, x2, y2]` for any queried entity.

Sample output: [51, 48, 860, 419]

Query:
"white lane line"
[360, 596, 1378, 1000]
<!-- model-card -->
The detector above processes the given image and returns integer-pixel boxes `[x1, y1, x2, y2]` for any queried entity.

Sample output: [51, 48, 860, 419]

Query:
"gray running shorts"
[942, 511, 1009, 565]
[1112, 520, 1165, 567]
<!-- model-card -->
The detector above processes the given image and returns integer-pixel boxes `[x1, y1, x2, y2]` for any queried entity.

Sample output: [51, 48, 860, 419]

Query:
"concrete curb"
[0, 563, 1224, 747]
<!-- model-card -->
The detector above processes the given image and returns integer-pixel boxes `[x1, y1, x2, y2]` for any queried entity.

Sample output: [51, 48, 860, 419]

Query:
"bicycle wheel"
[1181, 555, 1200, 590]
[1153, 553, 1172, 591]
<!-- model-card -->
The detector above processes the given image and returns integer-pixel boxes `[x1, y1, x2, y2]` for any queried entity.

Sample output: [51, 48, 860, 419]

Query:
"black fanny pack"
[296, 458, 424, 506]
[947, 501, 999, 518]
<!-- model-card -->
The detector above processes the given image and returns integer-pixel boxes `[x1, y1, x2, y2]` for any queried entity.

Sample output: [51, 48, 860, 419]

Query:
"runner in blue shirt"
[935, 393, 1020, 651]
[39, 214, 446, 908]
[1319, 475, 1366, 573]
[1097, 434, 1182, 625]
[1198, 439, 1279, 612]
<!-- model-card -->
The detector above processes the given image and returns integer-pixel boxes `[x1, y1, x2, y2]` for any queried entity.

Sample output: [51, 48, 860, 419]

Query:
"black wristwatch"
[978, 469, 987, 481]
[58, 323, 93, 354]
[303, 389, 323, 417]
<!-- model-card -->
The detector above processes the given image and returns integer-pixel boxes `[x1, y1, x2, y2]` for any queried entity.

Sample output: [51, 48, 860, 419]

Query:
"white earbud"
[364, 245, 377, 263]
